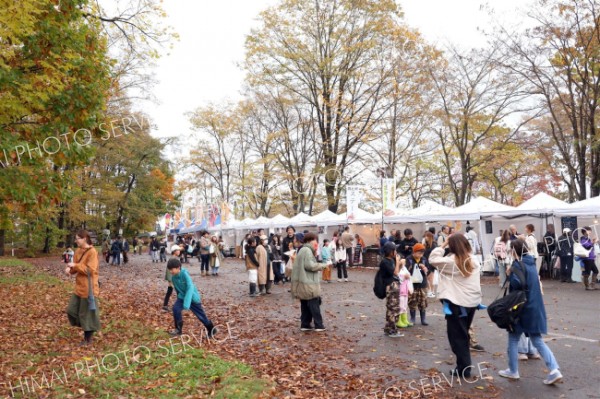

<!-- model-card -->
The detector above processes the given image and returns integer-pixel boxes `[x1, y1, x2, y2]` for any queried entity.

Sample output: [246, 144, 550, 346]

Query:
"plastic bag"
[411, 264, 423, 284]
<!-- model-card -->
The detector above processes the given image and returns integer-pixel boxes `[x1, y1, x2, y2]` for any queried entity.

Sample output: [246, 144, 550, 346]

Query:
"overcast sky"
[143, 0, 532, 141]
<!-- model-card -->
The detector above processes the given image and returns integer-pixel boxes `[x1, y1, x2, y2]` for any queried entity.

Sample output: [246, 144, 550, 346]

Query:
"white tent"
[449, 196, 516, 220]
[492, 192, 568, 217]
[385, 200, 453, 223]
[313, 210, 341, 226]
[342, 208, 379, 224]
[270, 214, 291, 228]
[288, 212, 317, 227]
[554, 195, 600, 216]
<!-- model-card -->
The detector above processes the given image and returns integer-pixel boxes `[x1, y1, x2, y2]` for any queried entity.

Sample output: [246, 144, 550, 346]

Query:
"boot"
[249, 283, 258, 297]
[420, 310, 429, 326]
[205, 322, 218, 338]
[409, 310, 416, 325]
[583, 276, 591, 290]
[396, 313, 408, 328]
[81, 331, 94, 345]
[266, 282, 272, 294]
[169, 321, 183, 336]
[591, 273, 598, 290]
[406, 313, 413, 327]
[259, 284, 266, 295]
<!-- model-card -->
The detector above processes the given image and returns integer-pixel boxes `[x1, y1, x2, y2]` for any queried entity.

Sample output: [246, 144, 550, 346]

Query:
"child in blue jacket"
[167, 258, 217, 337]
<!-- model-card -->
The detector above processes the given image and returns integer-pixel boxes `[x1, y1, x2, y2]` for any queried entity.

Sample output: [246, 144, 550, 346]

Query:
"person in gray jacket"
[291, 232, 327, 332]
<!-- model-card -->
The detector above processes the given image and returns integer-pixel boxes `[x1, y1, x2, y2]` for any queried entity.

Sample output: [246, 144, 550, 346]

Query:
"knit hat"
[295, 232, 305, 243]
[167, 258, 182, 269]
[413, 243, 426, 253]
[382, 241, 397, 256]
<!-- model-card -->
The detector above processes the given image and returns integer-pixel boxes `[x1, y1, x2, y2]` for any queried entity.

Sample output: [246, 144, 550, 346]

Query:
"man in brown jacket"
[341, 226, 354, 266]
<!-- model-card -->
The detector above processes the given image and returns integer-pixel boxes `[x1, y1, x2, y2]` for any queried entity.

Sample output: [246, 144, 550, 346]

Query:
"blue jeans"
[496, 259, 508, 287]
[172, 298, 213, 332]
[508, 332, 559, 374]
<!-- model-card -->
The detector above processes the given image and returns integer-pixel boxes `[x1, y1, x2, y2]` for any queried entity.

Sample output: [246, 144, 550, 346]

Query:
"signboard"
[346, 185, 362, 220]
[382, 178, 396, 215]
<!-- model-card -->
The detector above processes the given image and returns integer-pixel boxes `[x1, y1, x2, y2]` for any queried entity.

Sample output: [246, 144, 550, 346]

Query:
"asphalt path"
[103, 253, 600, 399]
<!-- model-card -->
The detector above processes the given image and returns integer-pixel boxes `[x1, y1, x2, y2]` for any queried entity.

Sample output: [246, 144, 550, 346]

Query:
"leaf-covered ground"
[0, 255, 504, 398]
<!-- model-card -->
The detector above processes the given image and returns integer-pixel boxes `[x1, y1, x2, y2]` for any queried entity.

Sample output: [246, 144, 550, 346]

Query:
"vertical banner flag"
[346, 185, 362, 221]
[382, 178, 396, 216]
[221, 202, 230, 224]
[164, 213, 171, 231]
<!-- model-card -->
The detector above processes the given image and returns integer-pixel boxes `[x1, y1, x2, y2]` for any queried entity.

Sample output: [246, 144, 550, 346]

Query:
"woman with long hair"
[65, 230, 100, 346]
[334, 238, 348, 282]
[493, 229, 512, 287]
[498, 239, 563, 385]
[429, 234, 481, 378]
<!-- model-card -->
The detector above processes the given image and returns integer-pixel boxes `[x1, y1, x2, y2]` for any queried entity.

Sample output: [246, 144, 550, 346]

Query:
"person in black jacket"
[397, 229, 418, 259]
[111, 238, 123, 266]
[380, 242, 404, 337]
[556, 228, 575, 283]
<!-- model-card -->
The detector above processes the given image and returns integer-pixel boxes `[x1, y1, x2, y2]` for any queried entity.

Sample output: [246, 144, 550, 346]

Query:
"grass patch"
[0, 258, 271, 399]
[0, 258, 63, 285]
[53, 346, 270, 399]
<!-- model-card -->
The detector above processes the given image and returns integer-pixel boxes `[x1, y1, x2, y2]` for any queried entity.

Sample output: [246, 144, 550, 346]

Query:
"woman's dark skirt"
[66, 294, 100, 332]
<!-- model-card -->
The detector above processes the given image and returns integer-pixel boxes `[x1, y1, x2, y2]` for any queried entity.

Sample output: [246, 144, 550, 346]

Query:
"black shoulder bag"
[487, 261, 528, 332]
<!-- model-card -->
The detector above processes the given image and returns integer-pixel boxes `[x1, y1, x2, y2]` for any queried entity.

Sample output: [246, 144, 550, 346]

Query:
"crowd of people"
[63, 221, 599, 388]
[491, 223, 599, 291]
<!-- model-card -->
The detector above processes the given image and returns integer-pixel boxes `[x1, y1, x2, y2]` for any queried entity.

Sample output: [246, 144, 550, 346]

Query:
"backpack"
[493, 240, 507, 260]
[487, 263, 528, 332]
[373, 269, 386, 299]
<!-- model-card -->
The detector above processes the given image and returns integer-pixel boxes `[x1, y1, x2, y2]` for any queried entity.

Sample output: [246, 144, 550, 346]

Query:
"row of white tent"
[176, 192, 599, 281]
[196, 192, 600, 231]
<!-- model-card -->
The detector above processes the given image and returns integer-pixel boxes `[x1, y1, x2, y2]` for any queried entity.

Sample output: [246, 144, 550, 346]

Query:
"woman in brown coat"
[65, 229, 100, 345]
[256, 235, 271, 294]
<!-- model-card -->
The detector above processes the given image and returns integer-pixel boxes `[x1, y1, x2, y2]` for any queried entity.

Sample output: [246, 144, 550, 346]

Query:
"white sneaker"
[518, 353, 528, 361]
[337, 279, 342, 282]
[344, 278, 349, 282]
[543, 370, 563, 385]
[499, 369, 520, 380]
[427, 292, 435, 298]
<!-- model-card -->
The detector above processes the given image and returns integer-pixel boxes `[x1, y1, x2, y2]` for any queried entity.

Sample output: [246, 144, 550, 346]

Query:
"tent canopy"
[491, 192, 569, 218]
[554, 195, 600, 216]
[288, 212, 317, 227]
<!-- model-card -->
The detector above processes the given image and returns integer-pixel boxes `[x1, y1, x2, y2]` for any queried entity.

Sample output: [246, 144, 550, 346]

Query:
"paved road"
[102, 254, 600, 399]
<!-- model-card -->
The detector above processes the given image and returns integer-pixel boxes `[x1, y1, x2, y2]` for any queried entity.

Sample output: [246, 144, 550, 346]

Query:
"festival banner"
[346, 185, 362, 221]
[382, 178, 396, 216]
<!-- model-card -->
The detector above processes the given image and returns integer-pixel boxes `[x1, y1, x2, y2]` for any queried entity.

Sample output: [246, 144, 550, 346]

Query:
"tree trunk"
[43, 227, 51, 254]
[0, 229, 4, 256]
